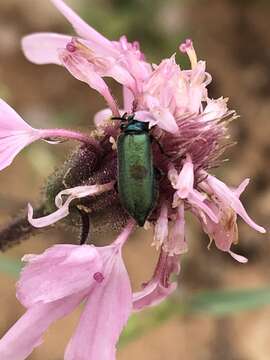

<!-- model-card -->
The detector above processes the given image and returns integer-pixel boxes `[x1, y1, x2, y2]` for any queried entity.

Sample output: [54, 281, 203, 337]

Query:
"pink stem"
[114, 219, 136, 247]
[40, 129, 100, 149]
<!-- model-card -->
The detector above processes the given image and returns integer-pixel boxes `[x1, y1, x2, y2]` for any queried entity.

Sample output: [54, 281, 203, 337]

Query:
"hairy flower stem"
[0, 206, 47, 252]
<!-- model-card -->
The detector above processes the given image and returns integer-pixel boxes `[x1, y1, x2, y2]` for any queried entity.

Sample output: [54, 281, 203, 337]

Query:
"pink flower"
[0, 3, 267, 358]
[0, 99, 100, 171]
[22, 0, 150, 100]
[0, 221, 134, 360]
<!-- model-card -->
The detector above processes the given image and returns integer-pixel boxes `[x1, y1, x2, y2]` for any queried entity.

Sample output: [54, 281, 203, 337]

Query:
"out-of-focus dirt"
[0, 0, 269, 359]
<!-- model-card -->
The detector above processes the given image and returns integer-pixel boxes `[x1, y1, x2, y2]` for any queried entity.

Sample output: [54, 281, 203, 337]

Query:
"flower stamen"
[179, 38, 198, 69]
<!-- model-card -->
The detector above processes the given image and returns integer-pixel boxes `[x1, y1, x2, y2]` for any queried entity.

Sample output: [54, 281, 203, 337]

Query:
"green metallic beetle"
[113, 114, 158, 226]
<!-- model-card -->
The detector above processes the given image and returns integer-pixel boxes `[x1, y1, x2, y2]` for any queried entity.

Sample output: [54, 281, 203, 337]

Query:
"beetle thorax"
[122, 119, 149, 134]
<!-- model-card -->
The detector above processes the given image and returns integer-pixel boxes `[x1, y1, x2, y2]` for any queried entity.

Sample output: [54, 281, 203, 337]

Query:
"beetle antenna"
[111, 112, 128, 121]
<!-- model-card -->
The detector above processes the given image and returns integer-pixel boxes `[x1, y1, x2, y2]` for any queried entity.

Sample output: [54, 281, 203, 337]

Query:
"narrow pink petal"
[0, 293, 85, 360]
[188, 189, 219, 223]
[233, 178, 250, 197]
[133, 281, 177, 311]
[152, 107, 179, 133]
[29, 182, 115, 228]
[55, 182, 115, 208]
[164, 202, 187, 255]
[167, 165, 179, 188]
[207, 175, 266, 233]
[200, 201, 238, 253]
[22, 33, 71, 65]
[17, 244, 102, 307]
[133, 251, 180, 311]
[60, 50, 119, 116]
[64, 246, 132, 360]
[123, 86, 134, 112]
[134, 110, 155, 124]
[175, 155, 194, 197]
[188, 85, 204, 114]
[153, 203, 169, 249]
[50, 0, 115, 53]
[228, 250, 248, 263]
[28, 202, 70, 228]
[136, 97, 179, 133]
[203, 97, 229, 121]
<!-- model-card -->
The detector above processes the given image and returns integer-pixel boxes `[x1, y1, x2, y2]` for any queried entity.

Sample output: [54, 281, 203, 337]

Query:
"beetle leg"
[76, 207, 90, 245]
[154, 166, 165, 181]
[150, 135, 169, 158]
[113, 181, 119, 193]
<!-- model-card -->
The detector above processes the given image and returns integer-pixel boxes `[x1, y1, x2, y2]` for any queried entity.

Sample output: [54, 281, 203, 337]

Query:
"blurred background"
[0, 0, 269, 359]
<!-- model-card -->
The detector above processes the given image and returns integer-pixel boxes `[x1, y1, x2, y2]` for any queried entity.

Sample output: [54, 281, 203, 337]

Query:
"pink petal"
[153, 107, 179, 133]
[17, 244, 102, 307]
[203, 97, 229, 121]
[228, 250, 248, 263]
[123, 86, 134, 112]
[136, 104, 179, 133]
[22, 33, 71, 65]
[55, 183, 114, 208]
[0, 100, 41, 170]
[164, 202, 187, 255]
[28, 202, 70, 228]
[28, 182, 115, 228]
[175, 155, 194, 197]
[50, 0, 115, 54]
[59, 50, 119, 116]
[0, 100, 33, 131]
[93, 108, 113, 128]
[153, 203, 169, 249]
[233, 178, 250, 197]
[200, 201, 238, 252]
[64, 244, 132, 360]
[207, 175, 266, 233]
[133, 251, 180, 311]
[0, 293, 85, 360]
[133, 280, 177, 311]
[167, 165, 179, 188]
[188, 189, 219, 223]
[188, 85, 204, 114]
[134, 110, 155, 124]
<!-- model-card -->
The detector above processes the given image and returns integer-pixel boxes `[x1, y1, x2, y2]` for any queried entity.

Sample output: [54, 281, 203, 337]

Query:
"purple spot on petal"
[66, 42, 76, 53]
[93, 272, 104, 283]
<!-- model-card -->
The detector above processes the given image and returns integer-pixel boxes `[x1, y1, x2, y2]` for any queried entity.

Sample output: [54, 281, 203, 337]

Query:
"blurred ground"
[0, 0, 269, 359]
